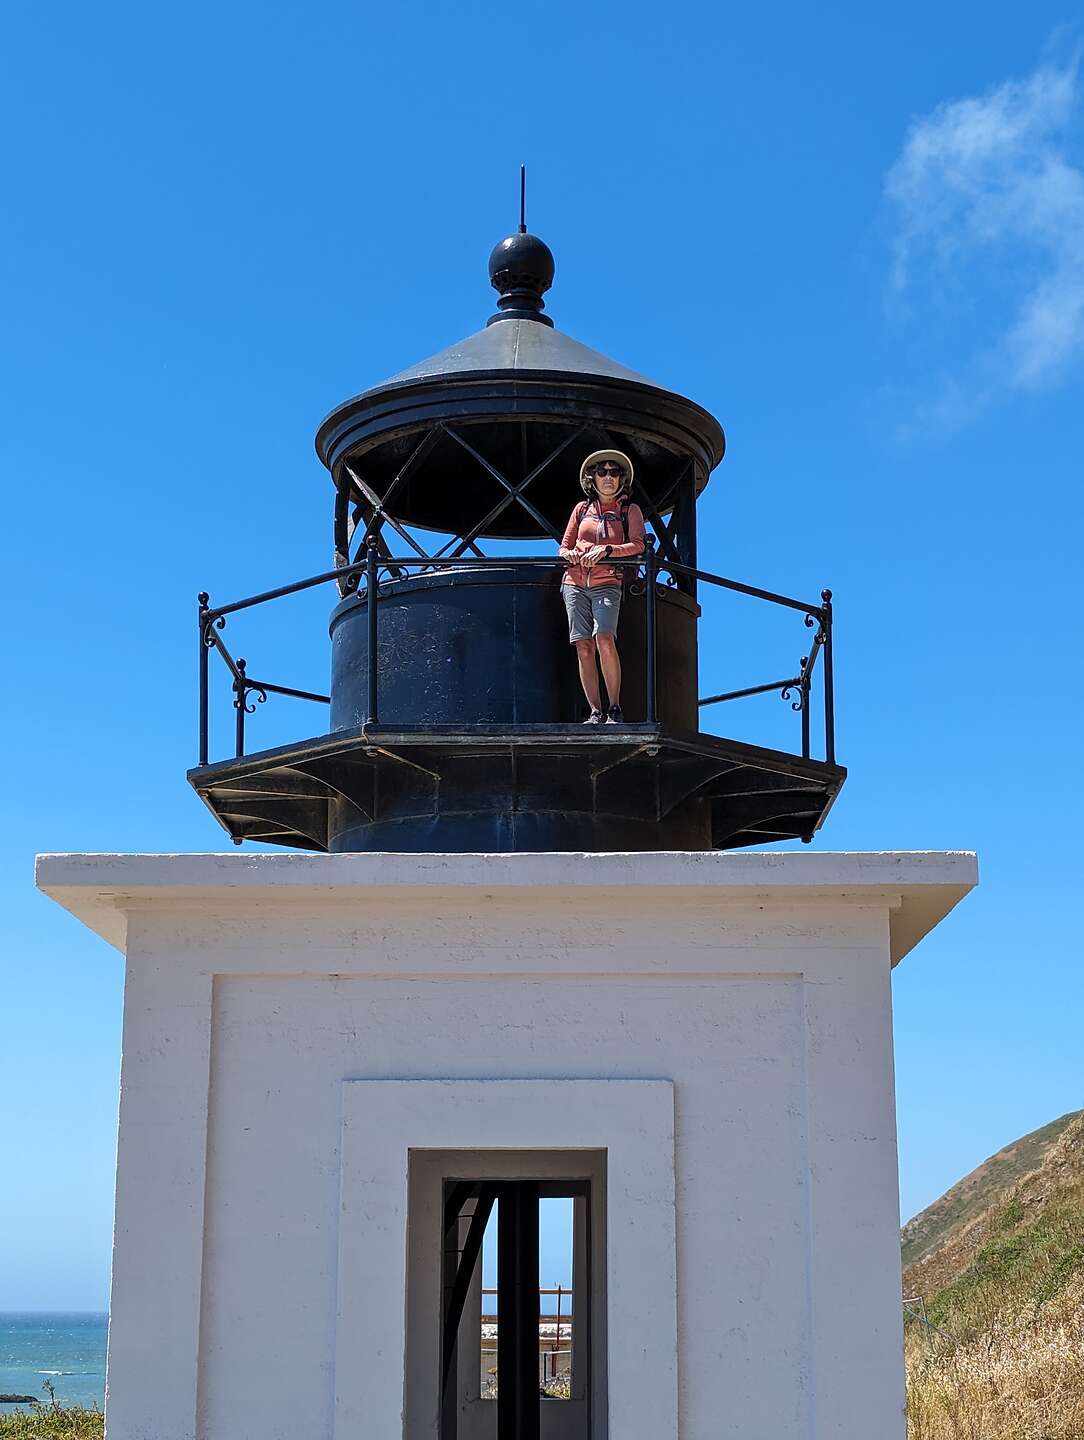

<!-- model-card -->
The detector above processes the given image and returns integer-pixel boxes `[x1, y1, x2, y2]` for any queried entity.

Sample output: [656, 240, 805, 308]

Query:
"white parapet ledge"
[35, 850, 977, 964]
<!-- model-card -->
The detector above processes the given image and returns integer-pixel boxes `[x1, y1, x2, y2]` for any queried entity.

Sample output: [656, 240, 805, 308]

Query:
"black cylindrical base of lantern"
[328, 566, 699, 731]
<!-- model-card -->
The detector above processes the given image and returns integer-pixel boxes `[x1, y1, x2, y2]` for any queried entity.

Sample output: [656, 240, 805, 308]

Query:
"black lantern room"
[189, 226, 844, 851]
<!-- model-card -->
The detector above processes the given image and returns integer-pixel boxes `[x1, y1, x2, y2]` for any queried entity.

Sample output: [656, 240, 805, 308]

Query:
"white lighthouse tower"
[38, 223, 975, 1440]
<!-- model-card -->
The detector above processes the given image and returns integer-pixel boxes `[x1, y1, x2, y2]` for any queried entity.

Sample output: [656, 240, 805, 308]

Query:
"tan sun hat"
[579, 448, 634, 497]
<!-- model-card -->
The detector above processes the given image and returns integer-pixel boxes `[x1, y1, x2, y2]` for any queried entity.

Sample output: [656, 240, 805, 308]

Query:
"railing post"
[198, 592, 210, 766]
[799, 655, 811, 759]
[644, 536, 657, 724]
[366, 539, 379, 725]
[233, 658, 248, 758]
[821, 589, 835, 765]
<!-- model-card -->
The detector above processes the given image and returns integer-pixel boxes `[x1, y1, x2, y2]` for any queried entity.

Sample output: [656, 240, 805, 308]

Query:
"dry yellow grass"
[906, 1279, 1084, 1439]
[0, 1409, 102, 1439]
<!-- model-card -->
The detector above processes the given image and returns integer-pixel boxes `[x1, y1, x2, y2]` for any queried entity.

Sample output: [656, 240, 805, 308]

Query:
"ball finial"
[487, 231, 556, 327]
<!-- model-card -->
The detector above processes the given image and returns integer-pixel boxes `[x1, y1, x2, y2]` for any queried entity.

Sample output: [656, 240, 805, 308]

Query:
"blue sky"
[2, 0, 1082, 1309]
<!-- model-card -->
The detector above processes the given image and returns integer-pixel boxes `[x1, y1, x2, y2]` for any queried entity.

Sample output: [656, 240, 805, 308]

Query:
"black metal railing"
[197, 539, 836, 768]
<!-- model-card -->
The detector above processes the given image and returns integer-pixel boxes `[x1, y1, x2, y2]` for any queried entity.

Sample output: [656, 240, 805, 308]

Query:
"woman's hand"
[580, 545, 607, 571]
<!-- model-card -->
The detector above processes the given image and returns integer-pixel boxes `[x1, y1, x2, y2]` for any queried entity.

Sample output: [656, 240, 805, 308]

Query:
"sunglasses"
[595, 463, 625, 477]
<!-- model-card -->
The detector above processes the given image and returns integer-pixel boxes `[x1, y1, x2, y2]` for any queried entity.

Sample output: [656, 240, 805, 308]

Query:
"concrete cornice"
[35, 850, 977, 965]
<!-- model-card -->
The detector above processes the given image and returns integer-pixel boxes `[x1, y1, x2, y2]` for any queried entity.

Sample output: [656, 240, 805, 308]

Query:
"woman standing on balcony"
[558, 449, 646, 724]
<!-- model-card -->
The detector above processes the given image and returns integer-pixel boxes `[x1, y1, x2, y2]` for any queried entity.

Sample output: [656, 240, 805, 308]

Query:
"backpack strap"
[580, 497, 631, 551]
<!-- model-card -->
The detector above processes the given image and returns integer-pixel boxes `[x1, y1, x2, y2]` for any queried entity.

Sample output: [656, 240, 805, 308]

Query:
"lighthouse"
[37, 219, 975, 1440]
[188, 223, 842, 854]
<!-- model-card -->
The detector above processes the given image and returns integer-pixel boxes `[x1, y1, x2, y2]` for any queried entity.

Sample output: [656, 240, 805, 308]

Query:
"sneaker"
[583, 710, 603, 724]
[605, 705, 624, 725]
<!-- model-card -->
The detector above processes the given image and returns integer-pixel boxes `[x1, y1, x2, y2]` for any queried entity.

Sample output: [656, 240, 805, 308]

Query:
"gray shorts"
[562, 583, 622, 643]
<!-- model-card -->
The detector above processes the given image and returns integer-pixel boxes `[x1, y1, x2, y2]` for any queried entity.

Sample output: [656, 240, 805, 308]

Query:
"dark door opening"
[440, 1180, 592, 1440]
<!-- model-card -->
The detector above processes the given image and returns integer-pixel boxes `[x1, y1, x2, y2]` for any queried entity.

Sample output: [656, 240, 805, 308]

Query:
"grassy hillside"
[902, 1109, 1082, 1270]
[904, 1110, 1084, 1440]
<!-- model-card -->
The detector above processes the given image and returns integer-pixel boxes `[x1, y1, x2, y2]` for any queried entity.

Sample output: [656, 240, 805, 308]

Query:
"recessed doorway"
[406, 1150, 607, 1440]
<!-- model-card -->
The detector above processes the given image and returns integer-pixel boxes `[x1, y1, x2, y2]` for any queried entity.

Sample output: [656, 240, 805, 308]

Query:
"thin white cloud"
[886, 56, 1084, 401]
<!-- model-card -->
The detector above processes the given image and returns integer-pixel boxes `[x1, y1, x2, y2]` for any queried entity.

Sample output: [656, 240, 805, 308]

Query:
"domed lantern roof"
[315, 229, 725, 541]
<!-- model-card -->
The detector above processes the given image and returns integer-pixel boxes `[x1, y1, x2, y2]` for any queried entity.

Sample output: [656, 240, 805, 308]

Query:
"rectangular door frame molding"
[334, 1079, 676, 1440]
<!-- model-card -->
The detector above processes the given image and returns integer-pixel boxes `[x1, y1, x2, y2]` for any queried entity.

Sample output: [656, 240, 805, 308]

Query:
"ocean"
[0, 1314, 106, 1411]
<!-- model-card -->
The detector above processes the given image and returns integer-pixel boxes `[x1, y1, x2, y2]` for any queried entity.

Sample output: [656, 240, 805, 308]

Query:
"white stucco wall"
[37, 850, 976, 1440]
